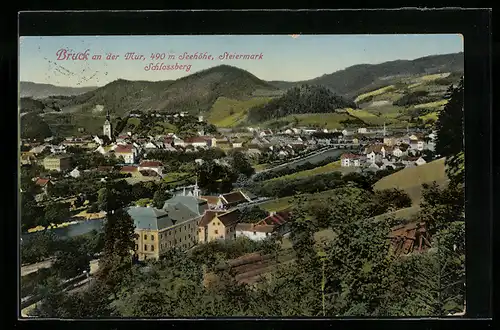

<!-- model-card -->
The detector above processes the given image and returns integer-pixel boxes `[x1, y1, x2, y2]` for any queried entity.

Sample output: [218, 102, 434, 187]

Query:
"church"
[103, 109, 112, 140]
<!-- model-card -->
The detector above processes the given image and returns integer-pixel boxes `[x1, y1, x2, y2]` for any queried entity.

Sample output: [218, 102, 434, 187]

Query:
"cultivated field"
[373, 157, 448, 204]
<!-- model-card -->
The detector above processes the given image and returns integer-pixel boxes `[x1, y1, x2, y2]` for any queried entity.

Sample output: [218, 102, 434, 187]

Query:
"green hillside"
[268, 52, 464, 98]
[37, 65, 278, 118]
[246, 85, 356, 124]
[207, 96, 274, 127]
[373, 158, 449, 204]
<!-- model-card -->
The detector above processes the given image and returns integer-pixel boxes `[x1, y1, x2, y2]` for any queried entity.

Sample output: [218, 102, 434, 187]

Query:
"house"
[259, 129, 273, 137]
[143, 141, 162, 150]
[414, 157, 427, 166]
[383, 137, 398, 146]
[341, 153, 362, 167]
[185, 136, 211, 149]
[43, 154, 72, 172]
[50, 145, 66, 154]
[235, 209, 292, 241]
[364, 144, 394, 163]
[138, 160, 163, 177]
[69, 167, 81, 178]
[20, 152, 37, 165]
[198, 208, 242, 243]
[200, 196, 223, 209]
[34, 177, 53, 195]
[219, 191, 252, 209]
[114, 144, 136, 164]
[392, 146, 405, 158]
[358, 128, 368, 134]
[410, 139, 425, 151]
[29, 144, 48, 154]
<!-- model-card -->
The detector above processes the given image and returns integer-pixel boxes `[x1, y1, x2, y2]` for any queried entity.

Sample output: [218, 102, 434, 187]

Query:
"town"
[19, 34, 465, 318]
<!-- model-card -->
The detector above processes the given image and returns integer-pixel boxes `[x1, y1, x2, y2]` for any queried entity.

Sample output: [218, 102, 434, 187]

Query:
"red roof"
[115, 144, 133, 153]
[35, 178, 50, 186]
[120, 166, 138, 172]
[185, 137, 209, 144]
[257, 210, 292, 226]
[139, 160, 163, 168]
[341, 153, 361, 159]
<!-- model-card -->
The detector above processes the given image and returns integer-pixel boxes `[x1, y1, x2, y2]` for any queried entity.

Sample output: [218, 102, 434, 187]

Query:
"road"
[21, 259, 55, 277]
[21, 260, 100, 317]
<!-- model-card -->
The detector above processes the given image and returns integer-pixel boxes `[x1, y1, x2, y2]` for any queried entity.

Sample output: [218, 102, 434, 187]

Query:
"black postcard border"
[5, 8, 494, 330]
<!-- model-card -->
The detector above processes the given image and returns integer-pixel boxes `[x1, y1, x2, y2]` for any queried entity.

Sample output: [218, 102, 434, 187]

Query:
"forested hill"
[246, 85, 356, 124]
[268, 52, 464, 98]
[37, 65, 278, 117]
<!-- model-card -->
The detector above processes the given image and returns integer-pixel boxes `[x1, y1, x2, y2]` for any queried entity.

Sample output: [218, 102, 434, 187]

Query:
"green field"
[414, 99, 448, 109]
[355, 85, 396, 103]
[265, 161, 341, 183]
[262, 112, 353, 129]
[373, 157, 448, 204]
[253, 163, 269, 172]
[419, 111, 439, 122]
[259, 189, 342, 212]
[207, 96, 273, 127]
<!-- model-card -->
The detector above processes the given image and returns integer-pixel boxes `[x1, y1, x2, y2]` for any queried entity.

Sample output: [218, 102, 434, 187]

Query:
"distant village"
[20, 110, 438, 262]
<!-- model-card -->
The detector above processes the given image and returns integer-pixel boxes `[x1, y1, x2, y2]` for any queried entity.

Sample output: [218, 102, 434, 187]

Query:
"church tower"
[103, 108, 112, 140]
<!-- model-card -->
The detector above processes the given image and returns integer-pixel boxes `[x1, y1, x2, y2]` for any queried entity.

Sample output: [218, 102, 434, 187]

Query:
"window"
[144, 234, 147, 240]
[253, 232, 257, 235]
[151, 235, 154, 240]
[214, 230, 218, 235]
[188, 234, 191, 238]
[151, 245, 154, 252]
[198, 228, 201, 233]
[169, 231, 171, 236]
[144, 244, 148, 251]
[160, 233, 163, 239]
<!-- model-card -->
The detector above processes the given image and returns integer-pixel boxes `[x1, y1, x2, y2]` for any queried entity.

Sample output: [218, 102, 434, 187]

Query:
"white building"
[69, 167, 81, 178]
[341, 153, 362, 167]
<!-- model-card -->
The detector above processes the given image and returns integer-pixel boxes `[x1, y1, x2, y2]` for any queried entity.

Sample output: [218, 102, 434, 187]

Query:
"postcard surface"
[19, 34, 465, 318]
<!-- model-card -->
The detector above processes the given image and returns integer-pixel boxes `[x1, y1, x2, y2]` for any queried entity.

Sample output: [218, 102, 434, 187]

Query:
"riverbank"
[25, 211, 106, 234]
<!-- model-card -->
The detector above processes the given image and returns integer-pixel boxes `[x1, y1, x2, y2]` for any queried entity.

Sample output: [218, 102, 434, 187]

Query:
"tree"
[238, 206, 268, 223]
[98, 205, 137, 298]
[20, 192, 42, 232]
[435, 77, 464, 158]
[229, 150, 255, 178]
[152, 189, 173, 209]
[52, 239, 91, 279]
[42, 202, 71, 228]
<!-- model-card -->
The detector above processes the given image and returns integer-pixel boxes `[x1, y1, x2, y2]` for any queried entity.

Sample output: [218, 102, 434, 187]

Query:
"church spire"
[193, 178, 200, 198]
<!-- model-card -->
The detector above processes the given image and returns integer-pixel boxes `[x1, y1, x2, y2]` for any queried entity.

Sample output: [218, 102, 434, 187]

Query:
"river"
[21, 219, 104, 242]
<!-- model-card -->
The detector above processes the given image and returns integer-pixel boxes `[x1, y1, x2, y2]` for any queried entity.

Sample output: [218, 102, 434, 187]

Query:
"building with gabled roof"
[235, 209, 292, 241]
[198, 208, 242, 243]
[219, 191, 252, 209]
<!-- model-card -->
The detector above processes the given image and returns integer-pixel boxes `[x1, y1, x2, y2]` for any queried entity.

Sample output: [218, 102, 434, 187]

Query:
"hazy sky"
[19, 34, 463, 88]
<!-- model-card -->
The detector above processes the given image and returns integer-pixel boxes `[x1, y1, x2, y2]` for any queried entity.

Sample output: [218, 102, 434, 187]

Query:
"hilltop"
[268, 52, 464, 98]
[20, 82, 98, 99]
[246, 85, 356, 124]
[37, 65, 278, 118]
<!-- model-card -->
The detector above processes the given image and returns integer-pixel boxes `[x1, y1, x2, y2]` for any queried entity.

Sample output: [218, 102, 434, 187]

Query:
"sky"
[19, 34, 463, 88]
